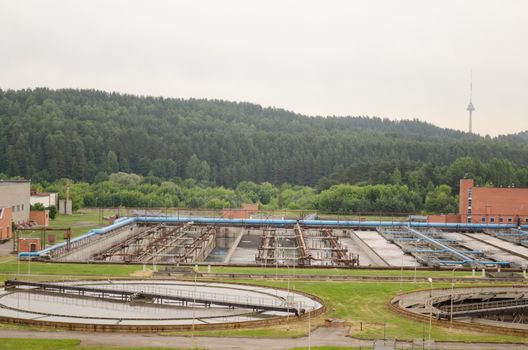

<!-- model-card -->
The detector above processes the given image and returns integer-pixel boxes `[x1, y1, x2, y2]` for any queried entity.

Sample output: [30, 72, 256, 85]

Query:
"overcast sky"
[1, 1, 527, 136]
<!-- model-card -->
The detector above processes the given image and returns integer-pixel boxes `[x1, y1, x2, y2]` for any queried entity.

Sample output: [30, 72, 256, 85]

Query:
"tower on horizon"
[467, 71, 475, 133]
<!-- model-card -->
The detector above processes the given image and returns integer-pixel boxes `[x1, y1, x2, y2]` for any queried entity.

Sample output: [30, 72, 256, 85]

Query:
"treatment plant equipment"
[17, 216, 528, 269]
[392, 285, 528, 336]
[484, 228, 528, 248]
[0, 279, 324, 331]
[378, 227, 511, 268]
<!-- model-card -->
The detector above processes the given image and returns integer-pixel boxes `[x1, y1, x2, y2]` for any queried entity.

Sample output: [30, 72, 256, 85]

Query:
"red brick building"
[29, 210, 49, 227]
[459, 178, 528, 225]
[222, 203, 259, 219]
[18, 238, 41, 253]
[0, 207, 13, 241]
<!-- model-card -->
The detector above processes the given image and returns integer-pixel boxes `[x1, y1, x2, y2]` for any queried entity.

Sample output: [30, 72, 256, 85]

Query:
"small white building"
[30, 191, 58, 208]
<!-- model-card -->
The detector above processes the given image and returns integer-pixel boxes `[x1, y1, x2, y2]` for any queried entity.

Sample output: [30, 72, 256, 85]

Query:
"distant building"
[427, 179, 528, 225]
[0, 180, 30, 225]
[459, 178, 528, 225]
[30, 190, 58, 208]
[222, 203, 259, 219]
[29, 210, 49, 227]
[0, 207, 13, 241]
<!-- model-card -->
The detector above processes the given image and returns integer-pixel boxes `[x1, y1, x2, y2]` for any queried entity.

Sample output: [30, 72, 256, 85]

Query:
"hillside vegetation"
[1, 88, 528, 214]
[1, 88, 527, 188]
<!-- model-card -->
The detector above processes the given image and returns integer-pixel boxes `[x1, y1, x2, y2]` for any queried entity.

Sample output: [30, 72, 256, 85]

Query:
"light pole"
[192, 271, 197, 349]
[400, 253, 404, 292]
[414, 239, 420, 284]
[427, 277, 433, 349]
[308, 305, 311, 350]
[450, 266, 460, 327]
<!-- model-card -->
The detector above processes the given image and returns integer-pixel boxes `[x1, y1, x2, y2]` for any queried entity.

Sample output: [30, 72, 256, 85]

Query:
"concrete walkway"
[1, 328, 527, 350]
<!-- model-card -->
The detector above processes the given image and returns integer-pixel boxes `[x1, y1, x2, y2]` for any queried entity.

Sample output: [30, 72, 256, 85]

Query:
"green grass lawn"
[198, 265, 474, 279]
[0, 338, 199, 350]
[0, 261, 139, 279]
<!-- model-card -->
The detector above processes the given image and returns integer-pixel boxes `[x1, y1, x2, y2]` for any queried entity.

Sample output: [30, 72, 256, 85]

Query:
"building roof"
[0, 180, 31, 184]
[30, 192, 56, 197]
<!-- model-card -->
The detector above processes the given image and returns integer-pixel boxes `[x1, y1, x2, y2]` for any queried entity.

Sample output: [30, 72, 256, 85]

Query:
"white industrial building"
[30, 191, 58, 208]
[0, 180, 31, 225]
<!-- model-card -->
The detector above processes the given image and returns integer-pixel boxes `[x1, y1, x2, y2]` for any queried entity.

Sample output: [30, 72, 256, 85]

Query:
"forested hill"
[1, 88, 527, 187]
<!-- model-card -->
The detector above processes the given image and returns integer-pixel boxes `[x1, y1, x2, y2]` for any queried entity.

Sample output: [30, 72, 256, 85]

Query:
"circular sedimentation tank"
[391, 285, 528, 336]
[0, 279, 324, 332]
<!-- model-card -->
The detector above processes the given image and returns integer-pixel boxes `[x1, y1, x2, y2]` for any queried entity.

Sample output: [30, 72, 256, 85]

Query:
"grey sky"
[1, 0, 526, 136]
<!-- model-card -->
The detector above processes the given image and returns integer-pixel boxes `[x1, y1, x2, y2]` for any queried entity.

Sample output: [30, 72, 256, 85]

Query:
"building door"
[30, 243, 36, 252]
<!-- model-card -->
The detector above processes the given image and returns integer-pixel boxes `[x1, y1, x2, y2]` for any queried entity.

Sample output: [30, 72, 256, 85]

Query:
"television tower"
[467, 71, 475, 133]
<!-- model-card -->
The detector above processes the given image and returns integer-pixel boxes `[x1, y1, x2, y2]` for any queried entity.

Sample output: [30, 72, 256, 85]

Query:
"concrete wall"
[460, 178, 528, 224]
[58, 224, 141, 262]
[0, 181, 30, 224]
[0, 207, 13, 240]
[59, 199, 72, 215]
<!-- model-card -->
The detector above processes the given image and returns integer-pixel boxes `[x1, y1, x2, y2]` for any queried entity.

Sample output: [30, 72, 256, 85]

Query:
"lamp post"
[400, 253, 404, 292]
[450, 266, 461, 327]
[427, 277, 433, 349]
[308, 305, 311, 350]
[414, 239, 420, 284]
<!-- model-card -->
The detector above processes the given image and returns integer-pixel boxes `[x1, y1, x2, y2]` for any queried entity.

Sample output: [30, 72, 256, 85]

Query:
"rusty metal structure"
[89, 223, 218, 264]
[256, 224, 358, 267]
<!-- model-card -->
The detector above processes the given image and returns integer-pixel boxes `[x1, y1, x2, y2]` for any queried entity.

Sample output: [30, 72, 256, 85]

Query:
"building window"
[21, 204, 24, 211]
[481, 217, 486, 223]
[16, 205, 20, 212]
[468, 217, 472, 223]
[468, 199, 472, 207]
[468, 208, 472, 215]
[490, 217, 495, 223]
[499, 218, 504, 223]
[525, 218, 528, 223]
[508, 218, 512, 223]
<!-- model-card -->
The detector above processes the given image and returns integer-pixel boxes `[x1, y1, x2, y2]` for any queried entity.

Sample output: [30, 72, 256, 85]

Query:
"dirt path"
[0, 328, 527, 349]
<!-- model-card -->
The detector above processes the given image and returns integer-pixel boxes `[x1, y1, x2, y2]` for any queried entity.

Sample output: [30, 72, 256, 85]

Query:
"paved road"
[0, 240, 13, 257]
[1, 328, 527, 350]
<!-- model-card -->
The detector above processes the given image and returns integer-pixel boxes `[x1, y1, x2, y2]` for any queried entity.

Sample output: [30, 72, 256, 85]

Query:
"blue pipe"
[435, 260, 511, 266]
[410, 249, 484, 254]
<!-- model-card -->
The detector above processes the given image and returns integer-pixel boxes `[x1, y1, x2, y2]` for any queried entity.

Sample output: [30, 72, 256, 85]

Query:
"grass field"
[0, 261, 138, 278]
[198, 266, 473, 278]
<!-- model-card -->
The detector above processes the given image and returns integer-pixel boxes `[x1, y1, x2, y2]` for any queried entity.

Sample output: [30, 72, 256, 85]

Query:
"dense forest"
[1, 88, 527, 214]
[1, 88, 528, 190]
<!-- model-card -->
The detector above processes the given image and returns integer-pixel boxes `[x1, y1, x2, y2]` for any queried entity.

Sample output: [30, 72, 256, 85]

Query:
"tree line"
[12, 152, 526, 215]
